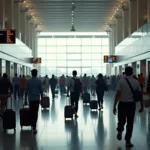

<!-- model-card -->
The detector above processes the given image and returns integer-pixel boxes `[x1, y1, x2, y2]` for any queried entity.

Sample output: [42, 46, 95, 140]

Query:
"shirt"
[25, 77, 43, 102]
[13, 76, 20, 85]
[68, 76, 78, 92]
[82, 77, 89, 87]
[116, 76, 141, 102]
[49, 78, 57, 88]
[138, 76, 145, 85]
[0, 78, 13, 95]
[20, 77, 26, 88]
[90, 77, 96, 86]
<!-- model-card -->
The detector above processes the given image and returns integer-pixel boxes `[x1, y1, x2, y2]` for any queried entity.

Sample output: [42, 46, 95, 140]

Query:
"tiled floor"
[0, 91, 150, 150]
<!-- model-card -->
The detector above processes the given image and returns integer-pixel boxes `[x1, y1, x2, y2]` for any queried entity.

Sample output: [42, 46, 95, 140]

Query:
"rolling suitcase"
[3, 96, 16, 132]
[64, 97, 74, 120]
[83, 93, 90, 104]
[20, 105, 31, 129]
[55, 90, 58, 95]
[41, 96, 50, 108]
[90, 100, 98, 110]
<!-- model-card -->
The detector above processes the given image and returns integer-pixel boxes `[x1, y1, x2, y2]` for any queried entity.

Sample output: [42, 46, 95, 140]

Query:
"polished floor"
[0, 91, 150, 150]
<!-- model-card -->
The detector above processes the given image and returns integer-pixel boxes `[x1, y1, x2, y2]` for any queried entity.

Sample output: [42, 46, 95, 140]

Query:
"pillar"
[148, 0, 150, 22]
[0, 59, 2, 75]
[20, 12, 26, 44]
[129, 0, 138, 34]
[0, 0, 5, 29]
[137, 0, 148, 28]
[29, 23, 33, 49]
[122, 1, 129, 39]
[6, 61, 10, 79]
[5, 0, 14, 29]
[35, 31, 38, 57]
[26, 20, 30, 47]
[14, 63, 17, 74]
[132, 62, 136, 75]
[14, 2, 21, 39]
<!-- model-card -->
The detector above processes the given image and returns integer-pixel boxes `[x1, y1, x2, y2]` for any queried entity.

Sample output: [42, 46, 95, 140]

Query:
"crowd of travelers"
[0, 66, 148, 148]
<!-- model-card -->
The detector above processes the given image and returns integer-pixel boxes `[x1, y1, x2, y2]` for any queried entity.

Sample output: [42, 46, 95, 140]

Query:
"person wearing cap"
[25, 69, 43, 134]
[113, 66, 144, 148]
[0, 73, 13, 118]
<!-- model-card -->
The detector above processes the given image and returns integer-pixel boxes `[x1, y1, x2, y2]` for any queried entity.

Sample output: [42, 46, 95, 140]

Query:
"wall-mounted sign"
[104, 55, 117, 63]
[29, 58, 41, 64]
[0, 29, 16, 44]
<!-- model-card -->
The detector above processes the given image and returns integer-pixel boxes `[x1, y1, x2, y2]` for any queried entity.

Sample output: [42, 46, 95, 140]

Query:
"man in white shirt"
[67, 70, 82, 118]
[113, 66, 144, 148]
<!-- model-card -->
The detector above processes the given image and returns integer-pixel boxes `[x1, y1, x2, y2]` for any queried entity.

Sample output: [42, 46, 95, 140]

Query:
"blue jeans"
[20, 88, 25, 98]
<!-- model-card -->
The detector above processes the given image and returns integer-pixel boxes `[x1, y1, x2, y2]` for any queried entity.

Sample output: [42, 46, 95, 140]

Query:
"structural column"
[29, 23, 33, 50]
[6, 61, 10, 79]
[122, 1, 129, 39]
[20, 11, 26, 44]
[148, 0, 150, 22]
[14, 2, 21, 39]
[26, 20, 30, 47]
[5, 0, 14, 29]
[129, 0, 138, 34]
[14, 63, 17, 74]
[137, 0, 148, 28]
[0, 0, 5, 29]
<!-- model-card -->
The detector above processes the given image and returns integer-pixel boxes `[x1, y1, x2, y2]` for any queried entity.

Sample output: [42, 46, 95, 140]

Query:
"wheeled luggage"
[90, 100, 98, 110]
[20, 105, 31, 129]
[41, 96, 50, 108]
[82, 93, 90, 104]
[64, 97, 74, 120]
[3, 96, 16, 132]
[55, 90, 58, 95]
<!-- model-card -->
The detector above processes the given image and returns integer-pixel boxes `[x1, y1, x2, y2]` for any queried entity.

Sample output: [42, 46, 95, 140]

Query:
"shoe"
[126, 142, 134, 148]
[32, 128, 37, 134]
[117, 132, 122, 141]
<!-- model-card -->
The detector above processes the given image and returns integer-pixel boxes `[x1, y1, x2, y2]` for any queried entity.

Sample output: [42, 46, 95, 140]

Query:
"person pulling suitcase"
[25, 69, 43, 134]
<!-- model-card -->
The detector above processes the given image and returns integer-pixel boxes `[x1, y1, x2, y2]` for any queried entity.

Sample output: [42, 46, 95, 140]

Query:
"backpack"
[72, 78, 82, 93]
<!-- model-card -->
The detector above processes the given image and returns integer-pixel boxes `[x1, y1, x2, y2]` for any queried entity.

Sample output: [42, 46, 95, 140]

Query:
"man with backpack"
[67, 70, 82, 118]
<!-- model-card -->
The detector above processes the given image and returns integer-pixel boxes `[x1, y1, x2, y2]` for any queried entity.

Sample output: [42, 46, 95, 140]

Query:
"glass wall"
[38, 37, 109, 77]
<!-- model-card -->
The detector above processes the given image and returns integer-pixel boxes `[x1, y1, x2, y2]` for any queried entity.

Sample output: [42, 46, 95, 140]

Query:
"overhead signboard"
[0, 29, 16, 44]
[104, 55, 117, 63]
[29, 58, 41, 64]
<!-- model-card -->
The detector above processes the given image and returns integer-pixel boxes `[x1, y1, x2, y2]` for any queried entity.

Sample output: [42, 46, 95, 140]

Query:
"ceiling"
[25, 0, 121, 32]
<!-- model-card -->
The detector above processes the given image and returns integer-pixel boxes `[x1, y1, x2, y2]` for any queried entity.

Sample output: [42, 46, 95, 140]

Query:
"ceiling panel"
[25, 0, 121, 32]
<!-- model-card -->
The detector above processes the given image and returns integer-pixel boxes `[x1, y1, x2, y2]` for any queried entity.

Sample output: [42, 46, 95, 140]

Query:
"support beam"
[0, 0, 5, 29]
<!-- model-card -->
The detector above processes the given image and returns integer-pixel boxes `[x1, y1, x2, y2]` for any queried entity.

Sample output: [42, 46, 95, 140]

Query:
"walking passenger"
[90, 75, 96, 94]
[0, 73, 13, 117]
[43, 75, 49, 94]
[81, 74, 89, 93]
[59, 75, 66, 95]
[113, 66, 144, 148]
[138, 73, 145, 92]
[12, 73, 20, 99]
[25, 69, 43, 134]
[49, 75, 57, 100]
[93, 74, 108, 110]
[67, 70, 82, 118]
[20, 75, 26, 99]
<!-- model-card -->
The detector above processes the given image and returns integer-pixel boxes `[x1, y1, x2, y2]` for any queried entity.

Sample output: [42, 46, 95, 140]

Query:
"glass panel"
[82, 68, 91, 74]
[57, 46, 66, 53]
[38, 46, 46, 53]
[46, 38, 57, 45]
[57, 54, 66, 60]
[82, 54, 91, 59]
[92, 61, 102, 66]
[46, 46, 57, 53]
[46, 54, 56, 60]
[56, 68, 67, 74]
[82, 46, 91, 53]
[57, 38, 66, 45]
[91, 46, 101, 53]
[57, 61, 66, 66]
[38, 38, 46, 45]
[82, 38, 91, 45]
[46, 61, 56, 66]
[91, 38, 101, 45]
[68, 68, 81, 75]
[67, 38, 81, 45]
[101, 46, 109, 52]
[102, 38, 109, 45]
[92, 54, 102, 59]
[47, 67, 57, 75]
[38, 54, 46, 60]
[41, 61, 46, 66]
[67, 46, 81, 53]
[67, 61, 81, 67]
[67, 54, 81, 60]
[82, 60, 92, 66]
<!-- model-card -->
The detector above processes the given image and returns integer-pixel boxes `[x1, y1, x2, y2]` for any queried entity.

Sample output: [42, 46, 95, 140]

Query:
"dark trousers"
[14, 84, 20, 99]
[51, 87, 55, 99]
[71, 92, 80, 113]
[140, 84, 144, 92]
[29, 101, 39, 129]
[117, 102, 136, 142]
[20, 88, 25, 98]
[97, 93, 104, 107]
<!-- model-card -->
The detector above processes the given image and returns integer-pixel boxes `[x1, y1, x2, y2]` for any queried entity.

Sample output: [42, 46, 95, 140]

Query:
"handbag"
[125, 78, 142, 102]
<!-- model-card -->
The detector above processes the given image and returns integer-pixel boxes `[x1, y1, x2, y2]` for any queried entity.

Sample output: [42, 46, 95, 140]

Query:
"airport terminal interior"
[0, 0, 150, 150]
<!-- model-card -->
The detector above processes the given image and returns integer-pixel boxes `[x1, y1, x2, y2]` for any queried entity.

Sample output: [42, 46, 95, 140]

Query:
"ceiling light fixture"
[70, 0, 76, 31]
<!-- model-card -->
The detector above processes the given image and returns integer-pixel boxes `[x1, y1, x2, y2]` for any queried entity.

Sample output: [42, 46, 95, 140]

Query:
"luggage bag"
[3, 96, 16, 132]
[64, 97, 74, 120]
[90, 100, 98, 110]
[41, 96, 50, 108]
[83, 93, 90, 104]
[20, 105, 31, 129]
